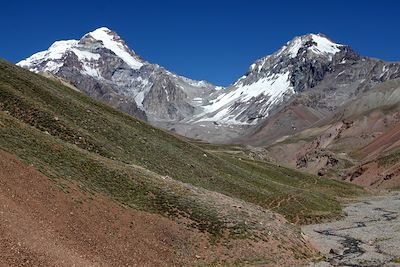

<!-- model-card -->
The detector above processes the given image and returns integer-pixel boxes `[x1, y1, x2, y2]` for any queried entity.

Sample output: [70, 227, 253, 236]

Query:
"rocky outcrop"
[143, 76, 194, 121]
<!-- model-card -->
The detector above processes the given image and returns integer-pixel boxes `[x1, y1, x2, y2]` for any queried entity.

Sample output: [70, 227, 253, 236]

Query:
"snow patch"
[88, 27, 143, 69]
[195, 72, 293, 124]
[17, 40, 79, 72]
[309, 34, 342, 56]
[71, 49, 100, 61]
[81, 65, 101, 78]
[164, 89, 170, 101]
[287, 38, 303, 58]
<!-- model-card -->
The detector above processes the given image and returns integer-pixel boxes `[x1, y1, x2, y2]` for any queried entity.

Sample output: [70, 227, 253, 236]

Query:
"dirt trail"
[302, 192, 400, 267]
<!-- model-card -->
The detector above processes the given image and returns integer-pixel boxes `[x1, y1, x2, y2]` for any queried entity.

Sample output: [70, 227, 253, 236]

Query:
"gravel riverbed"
[302, 192, 400, 267]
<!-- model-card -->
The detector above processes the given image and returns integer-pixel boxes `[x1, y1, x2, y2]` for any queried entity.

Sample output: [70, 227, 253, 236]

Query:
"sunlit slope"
[0, 59, 363, 228]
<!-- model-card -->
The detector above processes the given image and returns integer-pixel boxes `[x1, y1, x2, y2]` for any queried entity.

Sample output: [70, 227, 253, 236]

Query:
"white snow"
[335, 70, 345, 78]
[233, 75, 248, 87]
[42, 61, 64, 72]
[88, 27, 143, 69]
[134, 91, 145, 107]
[192, 97, 204, 106]
[273, 34, 342, 60]
[17, 39, 103, 75]
[17, 40, 79, 72]
[309, 34, 342, 56]
[130, 76, 149, 87]
[40, 40, 78, 60]
[164, 89, 170, 101]
[81, 65, 101, 77]
[287, 38, 303, 58]
[71, 49, 100, 61]
[187, 80, 208, 87]
[195, 72, 293, 124]
[18, 27, 144, 78]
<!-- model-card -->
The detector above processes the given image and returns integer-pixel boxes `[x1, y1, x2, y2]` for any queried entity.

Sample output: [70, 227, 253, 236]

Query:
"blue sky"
[2, 0, 399, 86]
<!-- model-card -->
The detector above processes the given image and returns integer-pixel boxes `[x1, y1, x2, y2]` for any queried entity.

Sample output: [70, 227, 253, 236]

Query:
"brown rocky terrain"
[0, 150, 200, 266]
[251, 79, 400, 190]
[0, 149, 320, 266]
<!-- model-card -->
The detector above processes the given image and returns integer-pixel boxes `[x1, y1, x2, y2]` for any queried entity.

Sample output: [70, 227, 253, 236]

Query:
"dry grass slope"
[0, 59, 366, 265]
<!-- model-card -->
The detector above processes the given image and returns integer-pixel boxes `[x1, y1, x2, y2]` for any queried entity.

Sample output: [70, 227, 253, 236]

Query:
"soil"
[359, 123, 400, 161]
[0, 150, 315, 266]
[0, 150, 202, 266]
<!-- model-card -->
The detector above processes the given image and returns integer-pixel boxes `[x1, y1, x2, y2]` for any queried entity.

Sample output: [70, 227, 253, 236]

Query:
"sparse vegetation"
[377, 150, 400, 166]
[0, 59, 364, 240]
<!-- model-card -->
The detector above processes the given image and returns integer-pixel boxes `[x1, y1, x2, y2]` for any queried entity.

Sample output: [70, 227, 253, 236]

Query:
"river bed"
[302, 192, 400, 267]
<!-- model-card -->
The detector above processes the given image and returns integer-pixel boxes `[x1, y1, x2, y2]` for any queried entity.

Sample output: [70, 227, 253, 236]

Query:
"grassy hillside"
[0, 59, 363, 232]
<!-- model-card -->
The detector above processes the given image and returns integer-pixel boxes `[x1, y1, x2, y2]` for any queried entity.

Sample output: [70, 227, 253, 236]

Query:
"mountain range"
[17, 28, 400, 143]
[3, 26, 400, 266]
[1, 59, 365, 265]
[16, 26, 400, 188]
[17, 27, 400, 189]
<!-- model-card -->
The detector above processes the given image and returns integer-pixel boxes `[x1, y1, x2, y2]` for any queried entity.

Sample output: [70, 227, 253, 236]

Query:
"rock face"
[192, 34, 346, 125]
[17, 27, 219, 123]
[193, 34, 400, 127]
[142, 75, 195, 121]
[235, 37, 400, 145]
[18, 29, 400, 143]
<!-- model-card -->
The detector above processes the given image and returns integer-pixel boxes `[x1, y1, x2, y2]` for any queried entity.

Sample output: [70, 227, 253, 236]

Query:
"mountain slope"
[259, 78, 400, 189]
[19, 30, 400, 144]
[231, 41, 400, 145]
[171, 33, 400, 143]
[193, 34, 343, 125]
[0, 59, 366, 265]
[17, 27, 220, 122]
[0, 150, 206, 266]
[195, 34, 400, 128]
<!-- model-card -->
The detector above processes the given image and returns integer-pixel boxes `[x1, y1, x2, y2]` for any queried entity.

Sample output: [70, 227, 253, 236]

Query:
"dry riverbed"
[302, 191, 400, 267]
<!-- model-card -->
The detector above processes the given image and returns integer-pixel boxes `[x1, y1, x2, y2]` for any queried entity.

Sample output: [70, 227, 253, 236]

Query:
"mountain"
[17, 27, 221, 123]
[250, 78, 400, 189]
[0, 59, 367, 265]
[227, 35, 400, 145]
[193, 34, 344, 124]
[195, 34, 400, 126]
[17, 29, 400, 145]
[225, 35, 400, 189]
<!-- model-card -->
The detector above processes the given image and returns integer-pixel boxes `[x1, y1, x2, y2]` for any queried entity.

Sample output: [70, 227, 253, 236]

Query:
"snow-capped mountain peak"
[307, 34, 342, 55]
[193, 33, 348, 125]
[277, 33, 342, 59]
[17, 27, 220, 123]
[18, 27, 144, 74]
[85, 27, 144, 69]
[17, 40, 78, 73]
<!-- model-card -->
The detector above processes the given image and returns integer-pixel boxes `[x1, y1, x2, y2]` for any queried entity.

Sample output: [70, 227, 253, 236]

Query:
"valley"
[1, 59, 365, 265]
[1, 23, 400, 266]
